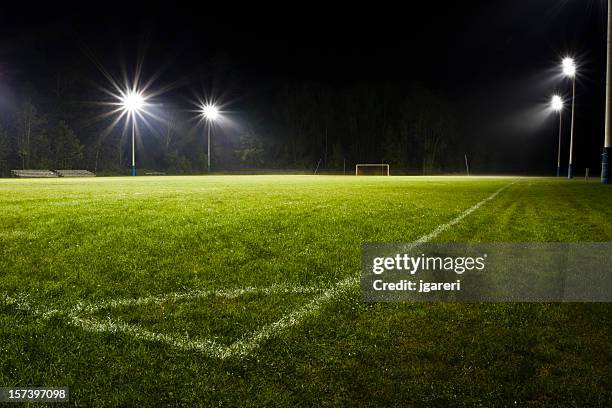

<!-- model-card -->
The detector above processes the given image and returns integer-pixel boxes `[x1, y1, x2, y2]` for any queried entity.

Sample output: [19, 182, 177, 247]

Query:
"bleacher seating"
[54, 170, 96, 177]
[10, 169, 96, 178]
[11, 170, 58, 178]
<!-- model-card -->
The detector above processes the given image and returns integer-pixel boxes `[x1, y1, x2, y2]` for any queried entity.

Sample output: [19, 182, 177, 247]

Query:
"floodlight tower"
[551, 95, 564, 177]
[562, 57, 577, 179]
[121, 91, 146, 176]
[201, 104, 220, 172]
[603, 0, 612, 184]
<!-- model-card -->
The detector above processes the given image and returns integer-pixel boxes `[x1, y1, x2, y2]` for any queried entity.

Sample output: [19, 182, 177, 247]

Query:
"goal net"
[355, 164, 390, 176]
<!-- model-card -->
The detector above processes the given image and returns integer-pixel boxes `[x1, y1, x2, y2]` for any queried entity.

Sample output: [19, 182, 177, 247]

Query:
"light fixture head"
[201, 104, 220, 121]
[562, 57, 576, 78]
[121, 91, 146, 114]
[551, 95, 564, 112]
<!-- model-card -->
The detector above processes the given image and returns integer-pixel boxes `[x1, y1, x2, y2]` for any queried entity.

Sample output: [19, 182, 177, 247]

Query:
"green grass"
[0, 175, 610, 406]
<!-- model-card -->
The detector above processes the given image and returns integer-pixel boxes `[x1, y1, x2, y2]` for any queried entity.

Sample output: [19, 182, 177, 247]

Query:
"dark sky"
[0, 1, 608, 173]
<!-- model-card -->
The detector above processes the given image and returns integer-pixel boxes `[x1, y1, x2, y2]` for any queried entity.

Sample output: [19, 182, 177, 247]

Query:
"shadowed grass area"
[0, 175, 610, 406]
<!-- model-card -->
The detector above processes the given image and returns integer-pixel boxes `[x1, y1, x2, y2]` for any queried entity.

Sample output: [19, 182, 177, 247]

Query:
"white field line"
[72, 284, 325, 314]
[3, 293, 61, 319]
[226, 277, 357, 358]
[67, 314, 230, 359]
[2, 181, 514, 359]
[2, 293, 226, 359]
[225, 181, 516, 358]
[2, 285, 327, 360]
[411, 181, 515, 246]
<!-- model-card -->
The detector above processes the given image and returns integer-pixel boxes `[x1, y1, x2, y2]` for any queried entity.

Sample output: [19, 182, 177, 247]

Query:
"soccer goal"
[355, 164, 390, 176]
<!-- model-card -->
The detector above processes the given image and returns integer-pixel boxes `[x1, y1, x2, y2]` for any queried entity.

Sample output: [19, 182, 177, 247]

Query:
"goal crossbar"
[355, 164, 390, 176]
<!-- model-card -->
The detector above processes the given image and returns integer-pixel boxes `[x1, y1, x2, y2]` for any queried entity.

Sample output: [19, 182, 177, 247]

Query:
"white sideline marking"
[227, 181, 516, 357]
[2, 182, 514, 359]
[412, 182, 514, 245]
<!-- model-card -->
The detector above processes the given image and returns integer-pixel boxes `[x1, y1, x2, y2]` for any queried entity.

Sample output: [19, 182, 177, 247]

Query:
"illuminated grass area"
[0, 175, 610, 406]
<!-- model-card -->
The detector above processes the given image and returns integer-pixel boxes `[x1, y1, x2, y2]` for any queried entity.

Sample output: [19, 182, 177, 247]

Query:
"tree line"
[0, 76, 465, 176]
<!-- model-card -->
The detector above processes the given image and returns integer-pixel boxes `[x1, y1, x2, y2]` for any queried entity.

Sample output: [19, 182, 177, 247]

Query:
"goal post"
[355, 163, 390, 176]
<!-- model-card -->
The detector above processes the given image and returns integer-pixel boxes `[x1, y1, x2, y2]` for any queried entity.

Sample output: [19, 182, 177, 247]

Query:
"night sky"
[0, 1, 608, 174]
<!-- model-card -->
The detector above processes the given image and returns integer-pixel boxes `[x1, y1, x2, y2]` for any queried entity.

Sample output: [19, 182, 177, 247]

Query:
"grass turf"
[0, 175, 610, 406]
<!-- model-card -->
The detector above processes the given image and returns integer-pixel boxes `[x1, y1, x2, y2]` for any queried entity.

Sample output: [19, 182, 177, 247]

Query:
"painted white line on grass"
[2, 284, 328, 360]
[228, 181, 516, 358]
[73, 284, 325, 314]
[67, 284, 326, 359]
[412, 181, 515, 245]
[226, 277, 357, 358]
[2, 294, 61, 319]
[2, 293, 225, 358]
[67, 314, 230, 359]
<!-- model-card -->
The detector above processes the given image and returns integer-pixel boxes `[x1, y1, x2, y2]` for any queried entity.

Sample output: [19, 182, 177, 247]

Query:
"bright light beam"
[201, 104, 220, 121]
[551, 94, 564, 111]
[85, 48, 174, 176]
[118, 89, 148, 176]
[562, 57, 576, 78]
[121, 91, 146, 114]
[200, 103, 221, 172]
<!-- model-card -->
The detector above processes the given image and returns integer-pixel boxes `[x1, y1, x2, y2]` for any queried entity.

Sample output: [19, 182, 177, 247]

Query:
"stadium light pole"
[603, 0, 612, 183]
[120, 91, 146, 176]
[551, 95, 564, 177]
[562, 57, 577, 179]
[201, 104, 220, 172]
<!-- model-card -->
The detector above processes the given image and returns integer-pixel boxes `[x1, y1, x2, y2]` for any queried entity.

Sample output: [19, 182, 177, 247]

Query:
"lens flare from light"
[562, 57, 576, 77]
[121, 91, 146, 114]
[551, 95, 564, 112]
[201, 104, 220, 121]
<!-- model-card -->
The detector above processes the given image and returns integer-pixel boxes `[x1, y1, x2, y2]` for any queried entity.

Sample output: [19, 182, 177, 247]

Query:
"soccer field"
[1, 175, 611, 406]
